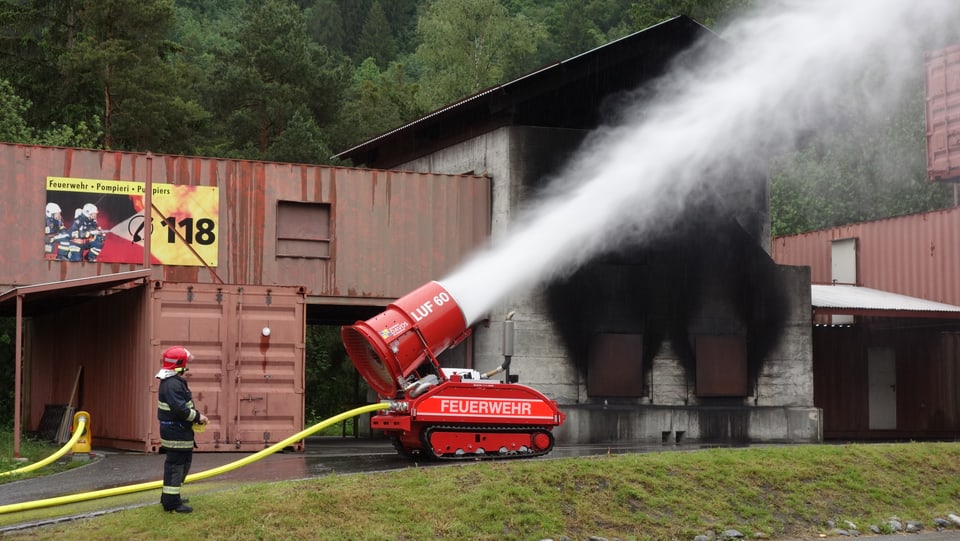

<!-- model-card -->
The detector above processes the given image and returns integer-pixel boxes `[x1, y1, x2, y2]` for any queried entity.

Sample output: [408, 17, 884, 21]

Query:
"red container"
[925, 44, 960, 182]
[342, 281, 468, 398]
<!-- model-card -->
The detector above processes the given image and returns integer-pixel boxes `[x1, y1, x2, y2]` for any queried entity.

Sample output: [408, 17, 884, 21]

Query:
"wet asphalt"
[0, 437, 703, 533]
[0, 437, 670, 506]
[0, 437, 407, 507]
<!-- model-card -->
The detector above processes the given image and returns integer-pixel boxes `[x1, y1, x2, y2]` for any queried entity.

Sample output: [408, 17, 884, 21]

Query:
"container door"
[153, 283, 305, 452]
[230, 286, 305, 451]
[152, 285, 230, 451]
[868, 346, 896, 430]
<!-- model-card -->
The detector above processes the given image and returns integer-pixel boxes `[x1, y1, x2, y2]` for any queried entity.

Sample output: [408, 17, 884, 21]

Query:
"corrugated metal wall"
[926, 44, 960, 182]
[772, 207, 960, 305]
[1, 143, 490, 300]
[29, 285, 150, 450]
[812, 326, 865, 434]
[940, 333, 960, 429]
[151, 282, 305, 453]
[27, 281, 306, 453]
[813, 321, 960, 439]
[5, 142, 490, 452]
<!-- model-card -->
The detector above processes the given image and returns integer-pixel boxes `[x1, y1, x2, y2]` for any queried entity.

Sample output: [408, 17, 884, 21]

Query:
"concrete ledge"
[554, 404, 822, 445]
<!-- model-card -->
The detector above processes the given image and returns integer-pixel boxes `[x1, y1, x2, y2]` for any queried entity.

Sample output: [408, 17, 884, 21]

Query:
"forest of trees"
[0, 0, 739, 159]
[0, 0, 956, 428]
[1, 0, 953, 236]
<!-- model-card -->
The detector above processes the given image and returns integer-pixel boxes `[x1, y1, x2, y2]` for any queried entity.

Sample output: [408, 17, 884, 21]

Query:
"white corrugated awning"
[811, 284, 960, 318]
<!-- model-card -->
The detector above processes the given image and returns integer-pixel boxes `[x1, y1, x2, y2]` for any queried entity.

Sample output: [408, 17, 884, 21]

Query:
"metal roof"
[772, 207, 960, 307]
[334, 15, 715, 168]
[0, 269, 152, 317]
[811, 284, 960, 319]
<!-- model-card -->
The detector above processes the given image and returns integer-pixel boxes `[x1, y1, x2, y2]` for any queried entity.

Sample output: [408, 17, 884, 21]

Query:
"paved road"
[0, 438, 665, 506]
[0, 438, 400, 506]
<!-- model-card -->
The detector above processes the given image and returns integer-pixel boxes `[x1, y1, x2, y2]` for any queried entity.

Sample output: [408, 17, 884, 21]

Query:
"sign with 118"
[44, 177, 219, 266]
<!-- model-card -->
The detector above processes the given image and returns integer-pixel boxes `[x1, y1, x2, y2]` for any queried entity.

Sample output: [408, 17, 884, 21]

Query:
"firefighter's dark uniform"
[44, 215, 65, 257]
[64, 214, 103, 262]
[157, 372, 201, 511]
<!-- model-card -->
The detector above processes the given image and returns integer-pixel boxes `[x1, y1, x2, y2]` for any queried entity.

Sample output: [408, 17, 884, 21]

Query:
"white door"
[867, 347, 896, 430]
[830, 238, 857, 324]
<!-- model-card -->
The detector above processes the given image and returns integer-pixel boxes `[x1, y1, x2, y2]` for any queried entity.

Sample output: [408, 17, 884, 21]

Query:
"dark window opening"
[695, 335, 748, 397]
[277, 201, 331, 258]
[587, 333, 644, 397]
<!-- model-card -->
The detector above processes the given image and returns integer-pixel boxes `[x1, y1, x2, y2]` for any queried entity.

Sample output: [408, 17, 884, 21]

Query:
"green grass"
[5, 442, 960, 540]
[0, 432, 86, 481]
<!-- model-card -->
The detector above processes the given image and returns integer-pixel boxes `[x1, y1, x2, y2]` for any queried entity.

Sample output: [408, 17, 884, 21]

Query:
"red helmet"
[161, 346, 193, 371]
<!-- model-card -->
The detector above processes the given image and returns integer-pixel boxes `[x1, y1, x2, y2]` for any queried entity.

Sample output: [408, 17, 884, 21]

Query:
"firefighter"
[156, 346, 208, 513]
[62, 203, 104, 261]
[43, 203, 67, 258]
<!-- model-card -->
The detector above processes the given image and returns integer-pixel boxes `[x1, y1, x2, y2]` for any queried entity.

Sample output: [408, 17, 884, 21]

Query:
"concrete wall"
[552, 264, 819, 444]
[402, 126, 587, 404]
[401, 126, 821, 444]
[755, 265, 814, 407]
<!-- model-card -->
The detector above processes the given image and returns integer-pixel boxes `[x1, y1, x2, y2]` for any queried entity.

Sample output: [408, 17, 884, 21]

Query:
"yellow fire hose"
[0, 402, 389, 514]
[0, 417, 89, 478]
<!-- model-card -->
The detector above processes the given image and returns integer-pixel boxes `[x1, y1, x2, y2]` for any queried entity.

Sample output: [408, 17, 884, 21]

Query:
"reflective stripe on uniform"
[161, 438, 194, 449]
[158, 400, 195, 411]
[162, 485, 182, 495]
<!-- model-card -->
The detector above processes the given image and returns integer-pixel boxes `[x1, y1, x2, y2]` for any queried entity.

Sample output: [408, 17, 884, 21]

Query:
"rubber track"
[421, 425, 554, 460]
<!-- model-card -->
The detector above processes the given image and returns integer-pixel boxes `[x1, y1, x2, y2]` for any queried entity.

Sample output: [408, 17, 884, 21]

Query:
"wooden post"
[57, 367, 83, 444]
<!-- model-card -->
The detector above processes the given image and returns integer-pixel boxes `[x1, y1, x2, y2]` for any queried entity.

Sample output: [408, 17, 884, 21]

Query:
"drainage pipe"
[0, 402, 388, 514]
[0, 417, 88, 478]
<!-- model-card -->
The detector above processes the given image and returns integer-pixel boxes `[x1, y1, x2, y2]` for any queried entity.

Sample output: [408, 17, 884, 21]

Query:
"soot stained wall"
[545, 194, 789, 401]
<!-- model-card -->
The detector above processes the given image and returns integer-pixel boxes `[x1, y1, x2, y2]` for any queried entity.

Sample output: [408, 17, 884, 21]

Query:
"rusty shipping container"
[813, 322, 960, 440]
[26, 281, 150, 451]
[926, 44, 960, 183]
[0, 143, 491, 452]
[0, 143, 490, 297]
[772, 207, 960, 306]
[776, 207, 960, 440]
[150, 282, 306, 453]
[25, 281, 305, 453]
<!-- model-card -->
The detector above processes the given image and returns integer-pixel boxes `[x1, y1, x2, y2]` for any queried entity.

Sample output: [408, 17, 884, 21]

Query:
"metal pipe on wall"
[144, 152, 152, 269]
[14, 295, 22, 457]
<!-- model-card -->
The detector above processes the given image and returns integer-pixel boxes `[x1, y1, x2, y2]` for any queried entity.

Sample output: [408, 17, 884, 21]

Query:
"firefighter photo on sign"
[58, 202, 105, 262]
[43, 177, 219, 266]
[43, 202, 68, 258]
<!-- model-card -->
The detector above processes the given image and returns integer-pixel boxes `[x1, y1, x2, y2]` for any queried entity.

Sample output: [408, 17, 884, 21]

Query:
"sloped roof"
[335, 15, 716, 168]
[0, 269, 151, 317]
[811, 284, 960, 319]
